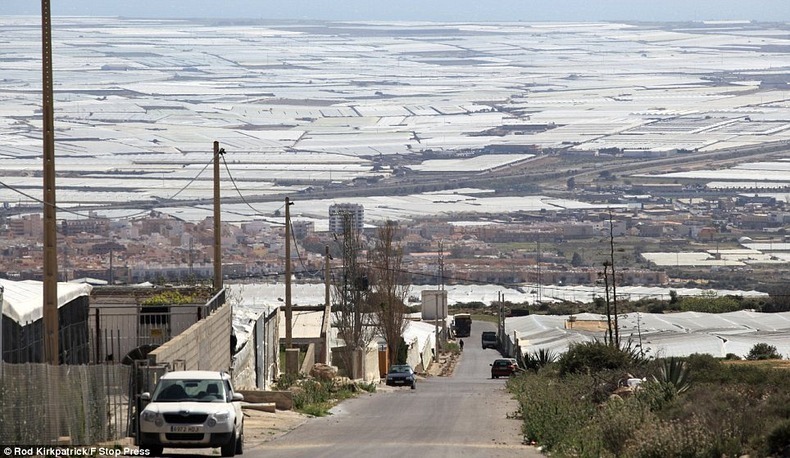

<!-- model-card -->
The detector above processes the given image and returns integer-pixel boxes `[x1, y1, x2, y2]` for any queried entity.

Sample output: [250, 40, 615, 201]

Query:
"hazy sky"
[4, 0, 790, 22]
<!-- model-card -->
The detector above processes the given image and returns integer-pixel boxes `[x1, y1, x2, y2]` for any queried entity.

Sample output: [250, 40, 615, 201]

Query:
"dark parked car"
[481, 331, 498, 349]
[386, 364, 416, 389]
[490, 358, 518, 378]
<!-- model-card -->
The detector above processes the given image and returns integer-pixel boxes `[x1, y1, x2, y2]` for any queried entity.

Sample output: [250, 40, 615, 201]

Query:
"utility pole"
[63, 241, 70, 282]
[536, 235, 542, 305]
[498, 291, 503, 344]
[213, 141, 223, 293]
[41, 0, 61, 443]
[42, 0, 59, 366]
[324, 245, 331, 364]
[284, 197, 293, 349]
[189, 237, 194, 278]
[608, 209, 620, 347]
[435, 241, 444, 356]
[324, 245, 331, 312]
[0, 285, 4, 377]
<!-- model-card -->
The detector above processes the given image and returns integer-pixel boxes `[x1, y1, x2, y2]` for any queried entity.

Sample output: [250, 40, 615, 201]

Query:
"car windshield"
[153, 379, 226, 402]
[389, 365, 411, 374]
[494, 360, 509, 366]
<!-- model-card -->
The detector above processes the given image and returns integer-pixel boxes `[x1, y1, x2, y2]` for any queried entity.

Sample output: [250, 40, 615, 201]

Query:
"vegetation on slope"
[508, 342, 790, 457]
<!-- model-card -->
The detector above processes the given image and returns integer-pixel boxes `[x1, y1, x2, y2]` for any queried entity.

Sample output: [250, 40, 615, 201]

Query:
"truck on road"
[452, 313, 472, 337]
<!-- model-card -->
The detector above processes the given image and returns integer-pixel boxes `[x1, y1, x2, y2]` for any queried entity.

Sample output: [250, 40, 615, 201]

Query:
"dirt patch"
[243, 408, 309, 446]
[426, 351, 460, 377]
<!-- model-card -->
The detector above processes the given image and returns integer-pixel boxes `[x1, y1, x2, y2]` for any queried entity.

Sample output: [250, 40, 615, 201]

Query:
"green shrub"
[646, 302, 666, 313]
[625, 416, 717, 458]
[557, 341, 638, 377]
[746, 343, 782, 360]
[637, 379, 681, 413]
[300, 403, 331, 417]
[509, 347, 790, 456]
[445, 342, 461, 355]
[141, 290, 196, 306]
[509, 372, 598, 452]
[659, 383, 775, 456]
[593, 398, 651, 457]
[766, 419, 790, 457]
[292, 379, 333, 412]
[275, 372, 299, 390]
[522, 348, 557, 373]
[683, 353, 722, 383]
[678, 292, 741, 313]
[652, 357, 691, 396]
[285, 377, 374, 416]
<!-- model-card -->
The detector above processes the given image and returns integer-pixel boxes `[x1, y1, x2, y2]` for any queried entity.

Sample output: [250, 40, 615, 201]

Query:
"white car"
[138, 370, 244, 457]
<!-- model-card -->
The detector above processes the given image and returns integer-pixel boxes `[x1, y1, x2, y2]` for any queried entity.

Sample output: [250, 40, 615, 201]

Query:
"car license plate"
[170, 426, 200, 433]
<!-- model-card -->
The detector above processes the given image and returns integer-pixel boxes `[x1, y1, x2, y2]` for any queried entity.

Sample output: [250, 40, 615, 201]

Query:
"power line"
[219, 154, 273, 219]
[167, 156, 214, 201]
[289, 221, 322, 278]
[0, 155, 215, 221]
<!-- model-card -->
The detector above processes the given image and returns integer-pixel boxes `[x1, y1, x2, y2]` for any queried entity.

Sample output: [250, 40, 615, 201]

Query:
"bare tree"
[368, 221, 410, 366]
[332, 213, 375, 375]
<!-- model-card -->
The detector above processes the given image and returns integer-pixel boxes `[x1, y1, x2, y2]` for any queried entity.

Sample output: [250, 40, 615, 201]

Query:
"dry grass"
[723, 359, 790, 370]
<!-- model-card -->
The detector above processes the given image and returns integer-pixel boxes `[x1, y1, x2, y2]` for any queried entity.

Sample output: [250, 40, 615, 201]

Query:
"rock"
[242, 402, 277, 413]
[310, 363, 338, 381]
[612, 386, 634, 398]
[237, 390, 294, 410]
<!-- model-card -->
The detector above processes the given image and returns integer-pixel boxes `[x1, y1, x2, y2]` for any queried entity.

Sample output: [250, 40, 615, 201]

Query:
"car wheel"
[146, 446, 163, 457]
[221, 429, 237, 457]
[235, 428, 244, 455]
[411, 382, 416, 390]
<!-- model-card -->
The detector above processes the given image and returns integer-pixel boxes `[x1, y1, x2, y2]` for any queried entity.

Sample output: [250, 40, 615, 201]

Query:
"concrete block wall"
[149, 302, 232, 372]
[232, 333, 256, 389]
[363, 344, 380, 382]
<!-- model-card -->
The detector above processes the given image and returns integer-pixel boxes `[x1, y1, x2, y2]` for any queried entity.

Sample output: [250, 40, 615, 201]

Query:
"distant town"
[2, 178, 787, 297]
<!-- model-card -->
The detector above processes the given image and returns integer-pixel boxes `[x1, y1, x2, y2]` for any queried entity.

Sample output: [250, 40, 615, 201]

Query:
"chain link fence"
[0, 363, 130, 445]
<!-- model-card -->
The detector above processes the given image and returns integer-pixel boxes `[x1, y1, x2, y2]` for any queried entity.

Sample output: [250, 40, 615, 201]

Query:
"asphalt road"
[248, 321, 543, 458]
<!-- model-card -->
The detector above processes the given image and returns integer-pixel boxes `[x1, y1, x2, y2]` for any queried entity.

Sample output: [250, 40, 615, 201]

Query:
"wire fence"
[0, 363, 130, 446]
[0, 290, 227, 445]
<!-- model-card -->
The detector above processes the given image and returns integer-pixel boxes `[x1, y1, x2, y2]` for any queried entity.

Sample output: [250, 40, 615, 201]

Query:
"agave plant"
[523, 348, 557, 372]
[653, 357, 691, 395]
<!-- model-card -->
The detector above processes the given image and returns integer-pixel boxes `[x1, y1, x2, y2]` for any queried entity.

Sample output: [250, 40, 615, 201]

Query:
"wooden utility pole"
[435, 241, 443, 356]
[324, 245, 331, 312]
[41, 0, 62, 443]
[324, 245, 331, 364]
[213, 141, 223, 292]
[42, 0, 59, 365]
[284, 197, 293, 348]
[608, 209, 620, 347]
